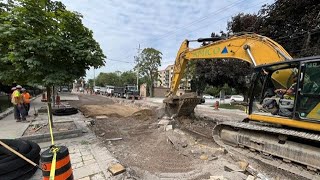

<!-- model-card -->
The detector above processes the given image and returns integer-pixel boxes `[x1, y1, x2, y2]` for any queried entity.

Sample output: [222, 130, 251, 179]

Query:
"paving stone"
[84, 159, 96, 166]
[246, 175, 255, 180]
[71, 156, 83, 164]
[238, 161, 249, 171]
[80, 150, 91, 156]
[73, 163, 101, 179]
[73, 162, 84, 169]
[90, 172, 106, 180]
[82, 154, 94, 161]
[108, 163, 126, 176]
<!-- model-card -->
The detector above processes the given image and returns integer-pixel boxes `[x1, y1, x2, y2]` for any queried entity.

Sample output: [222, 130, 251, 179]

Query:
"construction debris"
[108, 163, 126, 176]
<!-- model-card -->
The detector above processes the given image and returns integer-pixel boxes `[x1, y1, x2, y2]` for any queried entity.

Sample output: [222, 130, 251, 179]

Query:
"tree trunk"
[46, 86, 54, 128]
[52, 86, 55, 107]
[149, 82, 154, 97]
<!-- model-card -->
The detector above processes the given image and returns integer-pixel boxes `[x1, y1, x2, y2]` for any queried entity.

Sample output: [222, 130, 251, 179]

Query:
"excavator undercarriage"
[213, 121, 320, 171]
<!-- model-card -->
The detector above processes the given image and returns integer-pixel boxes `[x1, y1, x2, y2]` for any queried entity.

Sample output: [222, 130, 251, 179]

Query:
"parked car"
[203, 94, 214, 99]
[230, 95, 244, 102]
[61, 87, 69, 92]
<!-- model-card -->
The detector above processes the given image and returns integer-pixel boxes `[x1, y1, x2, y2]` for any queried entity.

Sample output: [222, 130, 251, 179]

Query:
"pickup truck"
[100, 86, 114, 96]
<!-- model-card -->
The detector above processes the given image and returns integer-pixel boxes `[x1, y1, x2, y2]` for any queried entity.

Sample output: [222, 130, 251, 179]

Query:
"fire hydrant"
[214, 101, 219, 110]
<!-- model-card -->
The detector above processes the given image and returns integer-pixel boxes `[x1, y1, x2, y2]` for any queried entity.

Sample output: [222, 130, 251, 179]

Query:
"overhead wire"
[111, 0, 267, 61]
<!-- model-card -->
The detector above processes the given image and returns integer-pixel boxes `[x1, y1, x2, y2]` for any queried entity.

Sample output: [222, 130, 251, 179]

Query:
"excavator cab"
[249, 56, 320, 122]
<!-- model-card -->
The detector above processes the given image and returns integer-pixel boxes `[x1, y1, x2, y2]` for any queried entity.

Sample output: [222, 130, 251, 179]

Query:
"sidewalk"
[0, 96, 44, 139]
[0, 93, 128, 179]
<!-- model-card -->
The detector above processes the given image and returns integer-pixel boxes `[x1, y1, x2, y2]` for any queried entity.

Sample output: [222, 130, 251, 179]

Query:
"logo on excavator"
[191, 47, 221, 57]
[221, 47, 228, 54]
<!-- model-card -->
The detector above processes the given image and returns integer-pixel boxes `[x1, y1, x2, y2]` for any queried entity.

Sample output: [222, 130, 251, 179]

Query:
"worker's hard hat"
[21, 88, 26, 91]
[11, 87, 16, 90]
[16, 85, 22, 89]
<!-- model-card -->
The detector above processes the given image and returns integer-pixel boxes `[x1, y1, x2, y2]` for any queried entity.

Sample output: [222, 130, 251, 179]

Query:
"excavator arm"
[168, 33, 292, 96]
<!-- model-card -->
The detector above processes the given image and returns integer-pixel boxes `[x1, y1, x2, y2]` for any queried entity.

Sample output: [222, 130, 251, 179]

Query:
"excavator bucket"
[163, 93, 202, 117]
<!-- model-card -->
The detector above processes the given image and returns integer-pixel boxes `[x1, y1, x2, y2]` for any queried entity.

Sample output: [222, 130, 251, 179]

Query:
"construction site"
[0, 0, 319, 180]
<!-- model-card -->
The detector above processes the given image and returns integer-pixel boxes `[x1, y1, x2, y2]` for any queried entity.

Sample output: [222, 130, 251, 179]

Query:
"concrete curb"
[0, 107, 14, 120]
[18, 120, 83, 143]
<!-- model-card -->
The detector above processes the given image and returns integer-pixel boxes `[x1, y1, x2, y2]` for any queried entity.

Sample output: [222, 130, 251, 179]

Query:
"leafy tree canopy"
[95, 70, 137, 87]
[0, 0, 105, 86]
[227, 0, 320, 57]
[135, 48, 162, 97]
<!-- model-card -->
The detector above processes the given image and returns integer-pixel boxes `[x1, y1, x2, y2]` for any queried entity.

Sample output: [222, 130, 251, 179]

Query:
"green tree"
[135, 48, 162, 97]
[227, 0, 320, 57]
[95, 72, 120, 86]
[0, 0, 105, 86]
[0, 0, 105, 125]
[87, 79, 94, 88]
[120, 71, 136, 85]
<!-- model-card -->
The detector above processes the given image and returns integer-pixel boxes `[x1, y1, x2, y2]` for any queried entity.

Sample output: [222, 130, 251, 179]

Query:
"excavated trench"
[70, 94, 311, 180]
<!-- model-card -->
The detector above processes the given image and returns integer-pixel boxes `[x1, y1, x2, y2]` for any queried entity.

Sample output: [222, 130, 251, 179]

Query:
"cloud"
[59, 0, 275, 80]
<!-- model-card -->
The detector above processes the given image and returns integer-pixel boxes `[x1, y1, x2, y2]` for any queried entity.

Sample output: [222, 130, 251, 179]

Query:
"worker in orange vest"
[11, 85, 27, 122]
[21, 88, 31, 116]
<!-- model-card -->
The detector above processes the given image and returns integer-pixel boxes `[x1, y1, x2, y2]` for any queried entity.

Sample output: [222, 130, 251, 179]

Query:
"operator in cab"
[274, 75, 298, 98]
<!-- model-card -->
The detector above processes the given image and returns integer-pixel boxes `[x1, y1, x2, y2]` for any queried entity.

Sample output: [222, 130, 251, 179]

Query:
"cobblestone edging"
[0, 107, 14, 120]
[18, 120, 83, 143]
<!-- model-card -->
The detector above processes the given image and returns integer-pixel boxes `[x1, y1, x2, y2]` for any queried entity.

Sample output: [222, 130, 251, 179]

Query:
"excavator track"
[212, 121, 320, 179]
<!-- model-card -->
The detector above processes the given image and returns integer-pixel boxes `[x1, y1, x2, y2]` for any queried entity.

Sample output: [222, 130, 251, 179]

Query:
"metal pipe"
[243, 45, 257, 66]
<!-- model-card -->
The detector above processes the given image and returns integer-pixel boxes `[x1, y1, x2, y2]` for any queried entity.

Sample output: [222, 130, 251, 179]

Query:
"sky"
[59, 0, 275, 80]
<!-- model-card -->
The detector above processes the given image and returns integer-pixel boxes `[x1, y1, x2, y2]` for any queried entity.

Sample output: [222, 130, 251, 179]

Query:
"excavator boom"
[169, 33, 292, 96]
[165, 33, 293, 117]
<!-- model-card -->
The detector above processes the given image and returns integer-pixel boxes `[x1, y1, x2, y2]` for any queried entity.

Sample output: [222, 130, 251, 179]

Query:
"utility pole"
[93, 68, 96, 87]
[136, 44, 142, 90]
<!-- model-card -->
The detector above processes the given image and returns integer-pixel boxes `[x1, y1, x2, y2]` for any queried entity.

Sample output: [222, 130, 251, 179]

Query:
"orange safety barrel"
[40, 146, 73, 180]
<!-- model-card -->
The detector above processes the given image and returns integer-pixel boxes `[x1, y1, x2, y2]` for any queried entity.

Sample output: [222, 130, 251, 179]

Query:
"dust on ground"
[23, 121, 76, 136]
[80, 104, 140, 117]
[73, 94, 307, 180]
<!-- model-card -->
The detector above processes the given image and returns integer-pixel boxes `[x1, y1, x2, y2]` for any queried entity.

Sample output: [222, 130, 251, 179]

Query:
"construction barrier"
[41, 146, 73, 180]
[40, 103, 73, 180]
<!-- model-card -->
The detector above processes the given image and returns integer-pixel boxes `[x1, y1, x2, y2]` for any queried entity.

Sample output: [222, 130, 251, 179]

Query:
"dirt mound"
[131, 109, 155, 121]
[80, 104, 139, 117]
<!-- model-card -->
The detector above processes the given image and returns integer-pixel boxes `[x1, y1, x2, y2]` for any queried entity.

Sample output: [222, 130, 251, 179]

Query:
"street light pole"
[93, 68, 96, 87]
[136, 44, 141, 90]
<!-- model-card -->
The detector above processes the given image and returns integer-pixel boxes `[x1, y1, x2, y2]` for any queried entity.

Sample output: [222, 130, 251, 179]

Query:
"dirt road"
[70, 94, 308, 180]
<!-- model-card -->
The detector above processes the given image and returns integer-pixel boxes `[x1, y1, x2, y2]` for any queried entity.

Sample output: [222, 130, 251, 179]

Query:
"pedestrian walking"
[21, 88, 31, 116]
[11, 85, 27, 122]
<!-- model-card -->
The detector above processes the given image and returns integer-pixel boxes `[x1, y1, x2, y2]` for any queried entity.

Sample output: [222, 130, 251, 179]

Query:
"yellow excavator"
[164, 33, 320, 170]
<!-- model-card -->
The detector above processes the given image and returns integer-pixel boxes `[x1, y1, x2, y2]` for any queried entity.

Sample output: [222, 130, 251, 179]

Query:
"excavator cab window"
[296, 61, 320, 120]
[250, 63, 299, 118]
